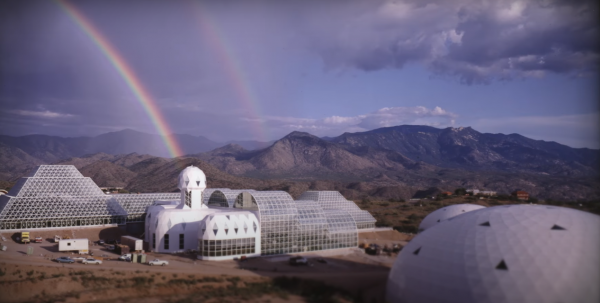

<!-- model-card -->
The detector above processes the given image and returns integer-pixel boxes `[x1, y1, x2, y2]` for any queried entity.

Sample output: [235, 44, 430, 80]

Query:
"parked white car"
[118, 254, 132, 261]
[82, 258, 102, 265]
[72, 256, 87, 263]
[148, 259, 169, 266]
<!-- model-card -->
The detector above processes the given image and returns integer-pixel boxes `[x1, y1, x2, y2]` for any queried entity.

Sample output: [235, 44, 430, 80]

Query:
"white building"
[387, 205, 600, 303]
[198, 211, 261, 260]
[0, 164, 374, 260]
[466, 189, 497, 196]
[144, 165, 373, 259]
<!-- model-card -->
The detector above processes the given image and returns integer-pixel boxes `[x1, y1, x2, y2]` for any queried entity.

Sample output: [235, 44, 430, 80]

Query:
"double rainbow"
[55, 0, 185, 158]
[190, 1, 269, 143]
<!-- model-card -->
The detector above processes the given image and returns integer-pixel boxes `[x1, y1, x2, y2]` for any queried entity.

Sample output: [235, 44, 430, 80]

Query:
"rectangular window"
[179, 234, 184, 249]
[152, 233, 156, 249]
[164, 234, 169, 250]
[199, 237, 256, 257]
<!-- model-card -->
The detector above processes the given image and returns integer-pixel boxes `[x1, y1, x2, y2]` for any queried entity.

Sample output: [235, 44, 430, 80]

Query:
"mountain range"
[0, 129, 272, 163]
[1, 125, 598, 201]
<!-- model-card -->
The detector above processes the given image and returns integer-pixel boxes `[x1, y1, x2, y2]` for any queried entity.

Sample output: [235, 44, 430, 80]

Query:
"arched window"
[234, 192, 258, 210]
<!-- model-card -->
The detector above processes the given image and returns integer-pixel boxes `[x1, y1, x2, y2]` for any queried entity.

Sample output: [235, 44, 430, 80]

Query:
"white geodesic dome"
[178, 166, 206, 191]
[387, 205, 600, 303]
[418, 204, 486, 232]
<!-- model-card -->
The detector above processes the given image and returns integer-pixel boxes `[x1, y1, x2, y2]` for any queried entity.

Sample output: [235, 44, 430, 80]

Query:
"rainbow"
[189, 2, 269, 142]
[55, 0, 185, 158]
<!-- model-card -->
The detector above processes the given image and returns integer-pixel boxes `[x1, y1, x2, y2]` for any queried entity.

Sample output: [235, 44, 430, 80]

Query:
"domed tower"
[178, 166, 207, 209]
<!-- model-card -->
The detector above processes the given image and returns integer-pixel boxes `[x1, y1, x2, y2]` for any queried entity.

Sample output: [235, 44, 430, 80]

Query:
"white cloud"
[264, 106, 457, 137]
[9, 110, 74, 118]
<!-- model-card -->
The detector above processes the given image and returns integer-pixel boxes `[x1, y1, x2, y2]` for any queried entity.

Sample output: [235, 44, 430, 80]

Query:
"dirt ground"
[0, 227, 404, 303]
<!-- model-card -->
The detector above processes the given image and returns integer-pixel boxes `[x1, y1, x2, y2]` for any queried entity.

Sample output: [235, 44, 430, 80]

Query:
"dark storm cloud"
[0, 0, 597, 140]
[299, 0, 599, 83]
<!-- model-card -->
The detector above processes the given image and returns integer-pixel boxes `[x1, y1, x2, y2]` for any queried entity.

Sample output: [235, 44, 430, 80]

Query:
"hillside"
[332, 125, 599, 177]
[0, 129, 223, 161]
[1, 125, 598, 201]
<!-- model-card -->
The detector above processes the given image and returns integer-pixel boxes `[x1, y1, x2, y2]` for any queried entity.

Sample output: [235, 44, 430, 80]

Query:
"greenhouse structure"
[0, 165, 377, 259]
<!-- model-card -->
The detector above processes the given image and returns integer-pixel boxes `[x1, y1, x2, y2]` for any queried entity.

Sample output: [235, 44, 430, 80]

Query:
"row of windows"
[199, 237, 256, 257]
[0, 217, 125, 230]
[153, 233, 185, 250]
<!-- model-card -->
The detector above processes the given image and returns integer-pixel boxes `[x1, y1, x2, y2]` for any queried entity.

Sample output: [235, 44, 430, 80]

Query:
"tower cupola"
[178, 165, 206, 209]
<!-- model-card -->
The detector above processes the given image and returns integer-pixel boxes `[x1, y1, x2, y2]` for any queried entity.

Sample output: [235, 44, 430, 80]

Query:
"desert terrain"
[0, 227, 409, 303]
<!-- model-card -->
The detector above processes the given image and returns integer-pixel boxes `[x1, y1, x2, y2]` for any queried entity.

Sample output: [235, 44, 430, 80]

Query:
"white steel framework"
[206, 189, 256, 208]
[111, 193, 179, 222]
[232, 191, 358, 255]
[0, 165, 127, 230]
[298, 191, 376, 229]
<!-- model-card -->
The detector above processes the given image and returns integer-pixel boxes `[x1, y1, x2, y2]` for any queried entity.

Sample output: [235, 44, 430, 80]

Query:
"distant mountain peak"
[283, 131, 316, 138]
[449, 126, 474, 132]
[210, 143, 247, 153]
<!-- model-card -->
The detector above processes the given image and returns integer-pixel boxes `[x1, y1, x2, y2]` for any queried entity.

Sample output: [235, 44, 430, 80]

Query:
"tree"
[454, 188, 466, 196]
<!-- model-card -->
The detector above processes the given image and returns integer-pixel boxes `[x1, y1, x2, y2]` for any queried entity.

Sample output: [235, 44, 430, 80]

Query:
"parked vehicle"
[55, 256, 75, 264]
[54, 235, 61, 243]
[21, 231, 30, 244]
[121, 236, 143, 252]
[118, 253, 132, 261]
[58, 239, 89, 254]
[115, 244, 130, 255]
[82, 258, 102, 265]
[72, 256, 86, 263]
[34, 237, 43, 243]
[148, 259, 169, 266]
[97, 239, 105, 245]
[106, 245, 115, 251]
[289, 256, 308, 266]
[365, 244, 381, 255]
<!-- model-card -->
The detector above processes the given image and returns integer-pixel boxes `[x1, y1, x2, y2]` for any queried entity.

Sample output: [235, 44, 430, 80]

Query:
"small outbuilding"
[512, 190, 529, 200]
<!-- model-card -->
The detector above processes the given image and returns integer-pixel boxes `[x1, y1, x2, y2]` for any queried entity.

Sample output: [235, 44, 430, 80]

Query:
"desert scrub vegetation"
[171, 276, 352, 303]
[131, 276, 154, 287]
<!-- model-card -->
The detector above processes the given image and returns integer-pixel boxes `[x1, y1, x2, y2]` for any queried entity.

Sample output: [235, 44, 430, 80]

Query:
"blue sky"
[1, 0, 598, 148]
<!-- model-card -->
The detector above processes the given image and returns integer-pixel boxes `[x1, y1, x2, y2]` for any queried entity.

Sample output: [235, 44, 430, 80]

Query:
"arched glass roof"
[233, 191, 358, 255]
[298, 191, 376, 229]
[207, 189, 256, 208]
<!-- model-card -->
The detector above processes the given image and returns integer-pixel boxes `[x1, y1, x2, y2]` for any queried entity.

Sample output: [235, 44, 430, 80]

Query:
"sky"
[0, 0, 598, 149]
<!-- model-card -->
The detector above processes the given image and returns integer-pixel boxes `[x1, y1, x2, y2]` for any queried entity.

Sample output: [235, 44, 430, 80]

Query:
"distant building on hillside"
[441, 191, 453, 196]
[512, 191, 529, 200]
[466, 189, 479, 195]
[466, 189, 496, 196]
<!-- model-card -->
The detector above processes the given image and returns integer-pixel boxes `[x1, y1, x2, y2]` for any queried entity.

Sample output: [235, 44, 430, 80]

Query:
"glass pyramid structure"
[0, 165, 129, 230]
